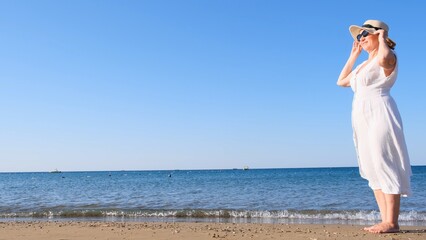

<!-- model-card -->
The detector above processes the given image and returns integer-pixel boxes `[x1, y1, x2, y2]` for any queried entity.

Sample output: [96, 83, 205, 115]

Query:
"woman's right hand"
[337, 41, 362, 87]
[350, 41, 362, 58]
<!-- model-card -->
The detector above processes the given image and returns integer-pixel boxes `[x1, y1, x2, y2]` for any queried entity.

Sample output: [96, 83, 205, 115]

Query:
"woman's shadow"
[400, 229, 426, 234]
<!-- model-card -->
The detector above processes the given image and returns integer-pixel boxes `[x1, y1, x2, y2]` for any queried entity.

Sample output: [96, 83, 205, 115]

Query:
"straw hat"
[349, 20, 396, 49]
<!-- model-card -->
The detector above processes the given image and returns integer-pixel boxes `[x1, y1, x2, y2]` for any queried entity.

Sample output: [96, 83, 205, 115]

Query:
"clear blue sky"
[1, 1, 425, 172]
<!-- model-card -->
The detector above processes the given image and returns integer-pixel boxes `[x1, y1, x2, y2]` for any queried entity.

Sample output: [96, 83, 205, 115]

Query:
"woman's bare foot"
[367, 222, 400, 234]
[363, 224, 379, 232]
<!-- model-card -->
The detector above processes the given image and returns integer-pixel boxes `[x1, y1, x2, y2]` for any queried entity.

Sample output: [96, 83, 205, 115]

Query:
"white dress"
[350, 55, 412, 197]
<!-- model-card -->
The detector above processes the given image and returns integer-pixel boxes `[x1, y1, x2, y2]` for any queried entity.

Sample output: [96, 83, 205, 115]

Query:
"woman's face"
[359, 30, 379, 52]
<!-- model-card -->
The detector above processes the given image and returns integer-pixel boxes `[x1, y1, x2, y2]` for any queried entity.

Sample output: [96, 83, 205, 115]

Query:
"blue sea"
[1, 166, 425, 225]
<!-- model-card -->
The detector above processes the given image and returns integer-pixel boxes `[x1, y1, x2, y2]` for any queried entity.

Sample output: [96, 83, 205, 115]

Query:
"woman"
[337, 20, 412, 234]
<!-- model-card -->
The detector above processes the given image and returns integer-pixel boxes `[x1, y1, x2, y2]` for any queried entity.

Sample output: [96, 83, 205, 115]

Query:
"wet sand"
[1, 221, 425, 240]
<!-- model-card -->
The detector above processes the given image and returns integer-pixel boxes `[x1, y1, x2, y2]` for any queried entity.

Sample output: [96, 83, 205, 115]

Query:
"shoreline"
[1, 221, 425, 240]
[1, 216, 426, 227]
[2, 208, 425, 226]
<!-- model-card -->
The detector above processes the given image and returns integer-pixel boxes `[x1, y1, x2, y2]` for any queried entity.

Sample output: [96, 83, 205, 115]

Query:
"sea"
[1, 166, 425, 225]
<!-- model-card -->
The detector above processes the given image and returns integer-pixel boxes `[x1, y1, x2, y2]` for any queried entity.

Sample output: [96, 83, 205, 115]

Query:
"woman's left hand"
[375, 29, 388, 41]
[375, 29, 396, 72]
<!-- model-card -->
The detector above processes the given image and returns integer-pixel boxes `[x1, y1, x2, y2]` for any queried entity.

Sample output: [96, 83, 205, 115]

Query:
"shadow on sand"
[400, 229, 426, 234]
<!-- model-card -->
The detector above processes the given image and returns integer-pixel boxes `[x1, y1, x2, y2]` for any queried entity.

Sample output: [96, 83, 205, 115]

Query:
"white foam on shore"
[2, 209, 425, 224]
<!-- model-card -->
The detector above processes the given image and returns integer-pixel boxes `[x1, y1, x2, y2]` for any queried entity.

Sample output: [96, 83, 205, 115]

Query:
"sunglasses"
[356, 25, 383, 42]
[356, 30, 370, 41]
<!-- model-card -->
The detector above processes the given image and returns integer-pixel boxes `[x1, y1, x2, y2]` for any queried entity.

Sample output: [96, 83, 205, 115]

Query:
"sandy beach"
[1, 221, 425, 240]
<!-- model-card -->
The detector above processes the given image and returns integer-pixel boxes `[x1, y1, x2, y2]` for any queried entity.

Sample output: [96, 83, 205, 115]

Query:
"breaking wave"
[1, 209, 425, 225]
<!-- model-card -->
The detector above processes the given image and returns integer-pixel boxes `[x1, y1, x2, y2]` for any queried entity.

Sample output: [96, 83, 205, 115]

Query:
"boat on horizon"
[50, 169, 62, 173]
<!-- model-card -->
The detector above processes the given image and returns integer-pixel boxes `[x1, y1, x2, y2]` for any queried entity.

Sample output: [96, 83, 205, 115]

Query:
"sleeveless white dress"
[350, 55, 412, 197]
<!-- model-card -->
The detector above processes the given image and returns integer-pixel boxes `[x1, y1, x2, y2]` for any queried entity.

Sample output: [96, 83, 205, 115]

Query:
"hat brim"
[349, 25, 378, 41]
[348, 25, 396, 48]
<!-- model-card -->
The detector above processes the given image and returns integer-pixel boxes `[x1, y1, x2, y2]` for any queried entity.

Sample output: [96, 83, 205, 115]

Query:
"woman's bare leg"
[363, 190, 387, 231]
[385, 194, 400, 225]
[374, 190, 388, 221]
[367, 191, 401, 233]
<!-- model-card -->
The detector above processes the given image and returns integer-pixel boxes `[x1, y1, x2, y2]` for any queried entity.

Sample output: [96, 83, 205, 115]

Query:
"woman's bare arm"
[375, 29, 396, 77]
[337, 41, 362, 87]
